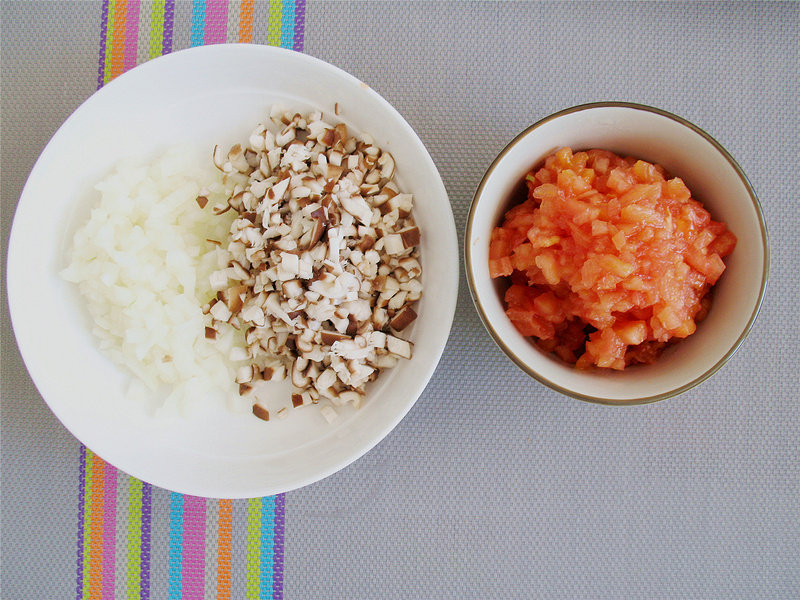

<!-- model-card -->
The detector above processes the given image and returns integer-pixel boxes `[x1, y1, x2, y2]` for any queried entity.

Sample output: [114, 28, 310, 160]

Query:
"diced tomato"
[489, 227, 511, 259]
[504, 199, 537, 225]
[614, 320, 648, 345]
[532, 183, 560, 203]
[632, 160, 658, 183]
[533, 291, 561, 319]
[708, 230, 737, 257]
[506, 307, 555, 339]
[671, 317, 697, 338]
[606, 168, 633, 193]
[489, 257, 513, 278]
[504, 284, 538, 310]
[626, 341, 668, 365]
[703, 254, 726, 285]
[665, 177, 691, 201]
[489, 147, 734, 370]
[584, 329, 626, 369]
[511, 243, 537, 271]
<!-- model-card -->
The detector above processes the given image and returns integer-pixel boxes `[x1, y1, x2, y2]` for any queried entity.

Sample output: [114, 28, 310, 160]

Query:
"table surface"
[2, 2, 799, 599]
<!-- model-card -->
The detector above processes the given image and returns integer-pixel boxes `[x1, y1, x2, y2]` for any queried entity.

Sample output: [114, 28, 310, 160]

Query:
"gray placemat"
[2, 1, 799, 599]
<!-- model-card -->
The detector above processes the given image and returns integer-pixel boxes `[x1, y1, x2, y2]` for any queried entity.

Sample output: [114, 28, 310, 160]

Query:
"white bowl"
[7, 45, 458, 497]
[466, 102, 769, 405]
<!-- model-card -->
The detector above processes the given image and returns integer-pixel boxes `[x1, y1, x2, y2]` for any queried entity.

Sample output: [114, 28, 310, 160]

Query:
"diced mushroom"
[389, 305, 417, 331]
[209, 300, 232, 322]
[212, 144, 226, 171]
[382, 234, 405, 255]
[240, 304, 266, 327]
[252, 403, 270, 421]
[377, 152, 395, 180]
[370, 353, 398, 369]
[386, 335, 412, 359]
[291, 358, 310, 388]
[321, 330, 351, 346]
[399, 226, 420, 249]
[227, 144, 251, 173]
[204, 106, 424, 422]
[315, 367, 337, 393]
[372, 306, 389, 330]
[388, 193, 414, 216]
[266, 177, 290, 203]
[236, 365, 255, 384]
[281, 279, 304, 298]
[275, 124, 296, 147]
[340, 195, 373, 226]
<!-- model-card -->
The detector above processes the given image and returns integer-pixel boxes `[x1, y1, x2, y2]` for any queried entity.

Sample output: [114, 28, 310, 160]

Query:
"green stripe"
[104, 0, 116, 84]
[267, 0, 282, 46]
[149, 0, 166, 60]
[246, 498, 261, 599]
[82, 450, 95, 599]
[127, 478, 143, 600]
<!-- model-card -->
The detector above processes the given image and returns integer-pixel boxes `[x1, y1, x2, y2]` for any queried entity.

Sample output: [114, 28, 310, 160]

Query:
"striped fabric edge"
[76, 0, 302, 598]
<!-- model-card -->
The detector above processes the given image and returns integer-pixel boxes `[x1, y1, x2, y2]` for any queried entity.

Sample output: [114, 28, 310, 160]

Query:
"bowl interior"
[7, 45, 458, 496]
[467, 105, 767, 403]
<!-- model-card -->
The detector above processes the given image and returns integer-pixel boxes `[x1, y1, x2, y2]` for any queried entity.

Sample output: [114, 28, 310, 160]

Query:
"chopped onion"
[61, 147, 238, 413]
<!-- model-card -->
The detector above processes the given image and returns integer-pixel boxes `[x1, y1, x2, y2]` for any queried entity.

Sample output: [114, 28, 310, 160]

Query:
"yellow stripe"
[82, 449, 95, 597]
[126, 478, 143, 599]
[149, 0, 166, 59]
[245, 498, 261, 598]
[104, 0, 117, 84]
[267, 0, 282, 46]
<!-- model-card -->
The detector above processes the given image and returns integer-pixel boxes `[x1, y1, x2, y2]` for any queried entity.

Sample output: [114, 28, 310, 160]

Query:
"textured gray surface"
[2, 3, 99, 598]
[293, 2, 800, 598]
[2, 1, 799, 598]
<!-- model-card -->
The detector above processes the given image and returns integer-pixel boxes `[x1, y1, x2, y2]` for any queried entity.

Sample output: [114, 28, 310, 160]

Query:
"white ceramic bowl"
[466, 103, 769, 405]
[7, 45, 458, 497]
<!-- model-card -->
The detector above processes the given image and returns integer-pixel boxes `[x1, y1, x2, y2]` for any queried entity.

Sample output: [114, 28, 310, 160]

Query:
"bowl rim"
[464, 101, 770, 406]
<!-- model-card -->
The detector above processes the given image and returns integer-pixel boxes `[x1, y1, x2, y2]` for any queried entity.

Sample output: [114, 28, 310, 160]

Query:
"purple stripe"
[292, 0, 305, 52]
[75, 445, 87, 600]
[163, 0, 176, 54]
[141, 483, 153, 600]
[181, 496, 207, 600]
[123, 0, 141, 72]
[204, 0, 228, 44]
[101, 463, 118, 600]
[272, 494, 286, 599]
[96, 0, 110, 89]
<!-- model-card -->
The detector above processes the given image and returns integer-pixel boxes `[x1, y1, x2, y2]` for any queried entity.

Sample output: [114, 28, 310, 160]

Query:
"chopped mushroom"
[252, 403, 270, 421]
[204, 106, 423, 420]
[389, 305, 417, 331]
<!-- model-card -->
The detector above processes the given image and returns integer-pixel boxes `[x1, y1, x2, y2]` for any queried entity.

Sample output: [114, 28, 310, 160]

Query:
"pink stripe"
[123, 0, 140, 72]
[181, 496, 207, 599]
[101, 462, 117, 600]
[204, 0, 229, 44]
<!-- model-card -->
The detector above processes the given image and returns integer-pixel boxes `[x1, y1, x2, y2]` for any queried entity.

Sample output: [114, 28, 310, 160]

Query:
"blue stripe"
[280, 0, 295, 49]
[259, 496, 277, 599]
[190, 0, 206, 47]
[168, 492, 184, 599]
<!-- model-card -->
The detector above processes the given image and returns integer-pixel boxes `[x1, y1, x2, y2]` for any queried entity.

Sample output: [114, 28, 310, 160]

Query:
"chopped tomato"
[489, 257, 513, 278]
[488, 147, 736, 369]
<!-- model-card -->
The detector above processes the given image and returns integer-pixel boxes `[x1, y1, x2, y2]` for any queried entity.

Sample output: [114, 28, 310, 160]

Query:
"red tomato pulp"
[489, 148, 736, 370]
